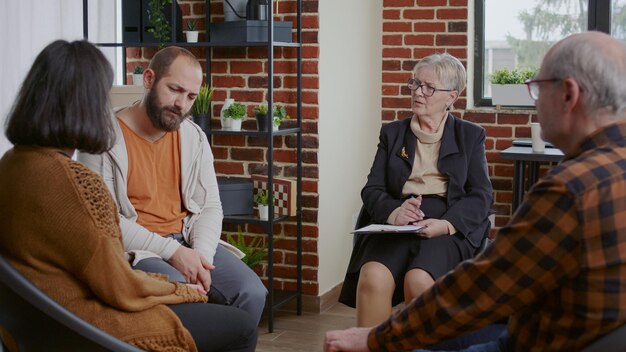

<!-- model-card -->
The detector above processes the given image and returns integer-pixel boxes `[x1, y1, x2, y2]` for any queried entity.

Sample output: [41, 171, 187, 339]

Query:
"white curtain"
[0, 0, 118, 156]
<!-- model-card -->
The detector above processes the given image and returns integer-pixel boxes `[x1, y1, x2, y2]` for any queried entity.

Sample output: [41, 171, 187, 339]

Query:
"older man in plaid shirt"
[325, 31, 626, 351]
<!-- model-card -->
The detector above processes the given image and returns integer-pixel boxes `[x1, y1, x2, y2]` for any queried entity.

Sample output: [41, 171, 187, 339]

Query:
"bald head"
[148, 46, 201, 82]
[541, 32, 626, 115]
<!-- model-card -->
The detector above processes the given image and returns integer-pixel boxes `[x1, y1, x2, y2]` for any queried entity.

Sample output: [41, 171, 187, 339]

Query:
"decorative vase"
[186, 31, 199, 43]
[193, 113, 209, 132]
[258, 204, 268, 220]
[256, 113, 270, 131]
[220, 98, 235, 130]
[132, 73, 143, 86]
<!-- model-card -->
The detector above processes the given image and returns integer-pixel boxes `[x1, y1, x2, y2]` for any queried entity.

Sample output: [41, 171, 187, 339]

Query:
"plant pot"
[186, 31, 199, 43]
[193, 113, 209, 132]
[258, 204, 268, 220]
[256, 113, 270, 131]
[220, 98, 235, 130]
[273, 117, 281, 131]
[222, 117, 232, 130]
[230, 118, 242, 131]
[491, 84, 534, 107]
[132, 73, 144, 86]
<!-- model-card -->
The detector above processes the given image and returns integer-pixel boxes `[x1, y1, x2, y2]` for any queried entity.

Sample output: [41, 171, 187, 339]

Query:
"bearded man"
[79, 47, 267, 327]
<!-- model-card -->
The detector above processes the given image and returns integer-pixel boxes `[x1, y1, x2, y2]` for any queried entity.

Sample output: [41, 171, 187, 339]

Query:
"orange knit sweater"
[0, 146, 207, 351]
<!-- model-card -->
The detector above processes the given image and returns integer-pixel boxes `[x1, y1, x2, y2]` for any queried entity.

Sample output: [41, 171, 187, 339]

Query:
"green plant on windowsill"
[223, 102, 246, 120]
[227, 226, 267, 269]
[254, 189, 269, 206]
[132, 65, 144, 75]
[147, 0, 172, 48]
[192, 85, 214, 116]
[490, 67, 537, 85]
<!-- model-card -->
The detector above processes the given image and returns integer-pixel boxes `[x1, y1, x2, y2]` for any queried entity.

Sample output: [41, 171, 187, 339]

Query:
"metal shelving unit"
[82, 0, 303, 333]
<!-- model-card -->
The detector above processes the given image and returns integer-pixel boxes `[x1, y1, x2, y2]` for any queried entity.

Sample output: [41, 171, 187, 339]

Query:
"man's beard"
[145, 86, 190, 132]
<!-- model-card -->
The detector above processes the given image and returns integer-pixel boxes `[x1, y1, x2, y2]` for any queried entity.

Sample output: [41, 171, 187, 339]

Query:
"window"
[474, 0, 626, 107]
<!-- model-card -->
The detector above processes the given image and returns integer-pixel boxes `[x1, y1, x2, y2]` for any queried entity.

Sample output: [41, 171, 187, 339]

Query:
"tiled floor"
[256, 303, 357, 352]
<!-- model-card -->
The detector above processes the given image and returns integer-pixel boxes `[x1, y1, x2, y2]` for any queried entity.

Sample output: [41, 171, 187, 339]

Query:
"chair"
[581, 324, 626, 352]
[0, 255, 142, 352]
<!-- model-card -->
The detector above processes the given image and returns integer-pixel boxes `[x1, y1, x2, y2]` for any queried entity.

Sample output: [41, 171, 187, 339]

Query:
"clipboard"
[351, 224, 425, 234]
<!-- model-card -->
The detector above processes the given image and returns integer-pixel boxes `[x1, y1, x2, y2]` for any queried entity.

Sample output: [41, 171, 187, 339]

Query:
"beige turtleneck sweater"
[387, 116, 456, 234]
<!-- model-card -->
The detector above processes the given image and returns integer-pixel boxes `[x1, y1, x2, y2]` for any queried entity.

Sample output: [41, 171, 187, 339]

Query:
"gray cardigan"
[78, 115, 240, 265]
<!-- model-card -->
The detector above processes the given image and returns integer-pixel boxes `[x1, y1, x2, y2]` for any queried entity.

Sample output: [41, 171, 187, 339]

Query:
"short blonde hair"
[413, 53, 466, 93]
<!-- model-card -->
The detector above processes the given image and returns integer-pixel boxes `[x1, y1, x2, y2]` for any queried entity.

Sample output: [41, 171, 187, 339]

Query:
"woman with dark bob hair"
[339, 53, 493, 328]
[0, 40, 257, 352]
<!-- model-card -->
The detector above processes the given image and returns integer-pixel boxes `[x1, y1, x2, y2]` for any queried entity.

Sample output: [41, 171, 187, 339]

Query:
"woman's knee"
[404, 268, 435, 301]
[357, 262, 394, 296]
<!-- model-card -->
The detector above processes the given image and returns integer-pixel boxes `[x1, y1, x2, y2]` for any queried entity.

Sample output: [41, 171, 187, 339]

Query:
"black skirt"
[339, 196, 476, 308]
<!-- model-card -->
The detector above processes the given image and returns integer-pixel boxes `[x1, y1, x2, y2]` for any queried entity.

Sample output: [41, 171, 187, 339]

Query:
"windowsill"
[466, 106, 537, 114]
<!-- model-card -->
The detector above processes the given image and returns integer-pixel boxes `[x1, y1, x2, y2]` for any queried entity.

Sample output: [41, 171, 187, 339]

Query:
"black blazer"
[361, 114, 493, 247]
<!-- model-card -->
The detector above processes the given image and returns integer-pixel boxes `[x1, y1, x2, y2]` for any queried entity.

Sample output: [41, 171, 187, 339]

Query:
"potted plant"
[490, 68, 536, 107]
[191, 84, 213, 132]
[227, 226, 267, 269]
[185, 19, 199, 43]
[222, 102, 246, 131]
[253, 103, 270, 131]
[147, 0, 172, 48]
[132, 65, 144, 86]
[272, 104, 290, 131]
[254, 189, 269, 220]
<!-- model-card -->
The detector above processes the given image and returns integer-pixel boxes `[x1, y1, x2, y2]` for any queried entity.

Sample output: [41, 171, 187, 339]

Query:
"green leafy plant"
[253, 103, 269, 115]
[147, 0, 172, 48]
[272, 104, 290, 127]
[490, 68, 537, 85]
[254, 189, 269, 206]
[186, 19, 197, 31]
[192, 85, 214, 115]
[223, 102, 246, 120]
[132, 65, 144, 74]
[227, 226, 267, 269]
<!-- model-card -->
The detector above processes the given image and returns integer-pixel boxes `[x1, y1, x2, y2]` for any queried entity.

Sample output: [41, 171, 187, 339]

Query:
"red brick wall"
[382, 0, 534, 231]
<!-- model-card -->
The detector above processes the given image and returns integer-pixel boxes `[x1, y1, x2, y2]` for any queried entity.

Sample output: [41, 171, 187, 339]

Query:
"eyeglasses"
[407, 79, 454, 97]
[524, 78, 560, 100]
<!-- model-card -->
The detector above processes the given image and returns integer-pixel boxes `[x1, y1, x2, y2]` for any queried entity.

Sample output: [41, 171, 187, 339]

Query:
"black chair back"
[581, 324, 626, 352]
[0, 255, 142, 352]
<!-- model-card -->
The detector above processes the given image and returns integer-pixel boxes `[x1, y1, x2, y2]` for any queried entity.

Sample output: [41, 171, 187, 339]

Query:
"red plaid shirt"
[368, 122, 626, 351]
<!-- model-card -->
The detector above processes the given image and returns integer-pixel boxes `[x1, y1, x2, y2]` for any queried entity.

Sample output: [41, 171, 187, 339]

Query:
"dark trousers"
[168, 303, 257, 352]
[413, 324, 508, 352]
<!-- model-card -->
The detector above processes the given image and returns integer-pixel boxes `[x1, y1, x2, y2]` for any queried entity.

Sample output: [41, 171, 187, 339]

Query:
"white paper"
[351, 224, 425, 234]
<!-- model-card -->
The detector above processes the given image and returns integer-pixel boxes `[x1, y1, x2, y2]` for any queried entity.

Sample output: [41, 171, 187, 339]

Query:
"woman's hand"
[414, 218, 450, 238]
[392, 195, 424, 225]
[186, 283, 208, 295]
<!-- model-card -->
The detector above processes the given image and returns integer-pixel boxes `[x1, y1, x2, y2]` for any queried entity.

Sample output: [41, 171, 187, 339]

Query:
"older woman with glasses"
[339, 53, 493, 327]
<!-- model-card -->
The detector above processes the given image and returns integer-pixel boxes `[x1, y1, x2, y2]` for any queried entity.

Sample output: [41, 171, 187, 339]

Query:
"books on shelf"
[351, 224, 425, 235]
[251, 175, 296, 217]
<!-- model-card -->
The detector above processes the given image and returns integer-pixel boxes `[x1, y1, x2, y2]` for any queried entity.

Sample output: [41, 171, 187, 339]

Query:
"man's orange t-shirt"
[118, 117, 187, 236]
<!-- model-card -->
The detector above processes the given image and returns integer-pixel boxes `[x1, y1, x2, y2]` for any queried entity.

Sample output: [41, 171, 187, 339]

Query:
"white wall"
[0, 0, 118, 156]
[317, 0, 383, 295]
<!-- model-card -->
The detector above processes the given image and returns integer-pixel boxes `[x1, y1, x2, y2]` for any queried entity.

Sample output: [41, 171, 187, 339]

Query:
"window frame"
[473, 0, 612, 107]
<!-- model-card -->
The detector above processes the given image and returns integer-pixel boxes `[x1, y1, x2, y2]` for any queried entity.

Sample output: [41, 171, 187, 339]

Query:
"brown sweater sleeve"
[62, 159, 207, 311]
